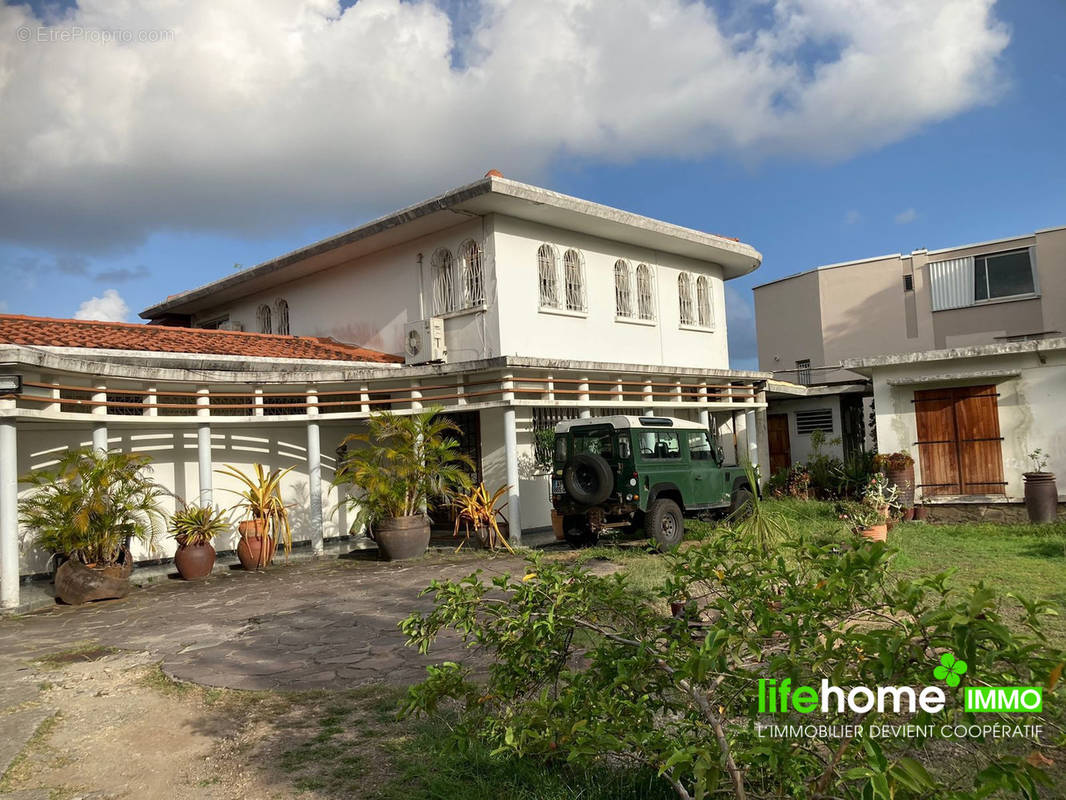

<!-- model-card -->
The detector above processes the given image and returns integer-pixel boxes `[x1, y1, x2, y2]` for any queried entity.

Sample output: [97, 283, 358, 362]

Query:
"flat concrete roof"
[142, 175, 763, 319]
[842, 336, 1066, 372]
[555, 415, 709, 433]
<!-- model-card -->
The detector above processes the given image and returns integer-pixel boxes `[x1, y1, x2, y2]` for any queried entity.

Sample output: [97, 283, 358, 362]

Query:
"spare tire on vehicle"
[563, 453, 614, 506]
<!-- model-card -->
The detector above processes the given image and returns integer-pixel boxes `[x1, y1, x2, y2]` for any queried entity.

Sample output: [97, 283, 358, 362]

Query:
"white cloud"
[74, 289, 129, 322]
[844, 209, 862, 225]
[0, 0, 1009, 251]
[895, 208, 918, 224]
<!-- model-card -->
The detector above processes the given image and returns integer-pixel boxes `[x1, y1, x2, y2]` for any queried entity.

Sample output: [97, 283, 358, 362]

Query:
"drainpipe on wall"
[416, 253, 425, 320]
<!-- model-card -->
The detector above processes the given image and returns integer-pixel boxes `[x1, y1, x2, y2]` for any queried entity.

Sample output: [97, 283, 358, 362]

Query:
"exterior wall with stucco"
[491, 215, 729, 369]
[765, 396, 845, 465]
[191, 216, 499, 362]
[865, 347, 1066, 502]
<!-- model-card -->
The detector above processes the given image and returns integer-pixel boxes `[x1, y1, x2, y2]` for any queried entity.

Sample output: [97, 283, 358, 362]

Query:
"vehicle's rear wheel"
[563, 515, 597, 549]
[646, 498, 683, 552]
[728, 485, 754, 519]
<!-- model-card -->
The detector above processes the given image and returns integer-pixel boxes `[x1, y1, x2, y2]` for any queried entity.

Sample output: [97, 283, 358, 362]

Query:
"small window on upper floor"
[636, 264, 655, 321]
[903, 274, 914, 292]
[257, 304, 272, 334]
[458, 239, 485, 308]
[432, 247, 455, 315]
[795, 359, 811, 386]
[696, 275, 713, 328]
[614, 259, 633, 318]
[537, 243, 560, 308]
[563, 249, 586, 312]
[274, 298, 290, 335]
[975, 249, 1035, 302]
[678, 273, 695, 326]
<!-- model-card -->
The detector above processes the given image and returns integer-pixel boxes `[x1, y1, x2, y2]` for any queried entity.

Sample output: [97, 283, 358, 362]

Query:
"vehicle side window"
[687, 431, 713, 461]
[617, 435, 631, 459]
[640, 430, 680, 459]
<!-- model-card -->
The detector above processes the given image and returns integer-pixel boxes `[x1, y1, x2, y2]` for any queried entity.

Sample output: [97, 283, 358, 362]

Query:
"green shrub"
[402, 530, 1063, 799]
[19, 448, 166, 566]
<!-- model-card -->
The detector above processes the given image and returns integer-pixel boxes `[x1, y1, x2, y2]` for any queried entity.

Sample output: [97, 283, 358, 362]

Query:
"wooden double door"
[914, 385, 1005, 496]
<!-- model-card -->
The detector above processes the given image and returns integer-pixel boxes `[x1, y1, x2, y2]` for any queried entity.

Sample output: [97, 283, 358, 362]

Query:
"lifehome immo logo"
[755, 652, 1045, 740]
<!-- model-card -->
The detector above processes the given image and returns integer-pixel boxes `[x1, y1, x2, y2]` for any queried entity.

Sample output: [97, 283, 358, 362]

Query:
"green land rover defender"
[551, 415, 755, 550]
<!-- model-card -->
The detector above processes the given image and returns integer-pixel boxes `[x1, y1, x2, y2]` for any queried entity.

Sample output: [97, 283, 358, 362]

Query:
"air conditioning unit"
[404, 317, 446, 365]
[219, 320, 244, 332]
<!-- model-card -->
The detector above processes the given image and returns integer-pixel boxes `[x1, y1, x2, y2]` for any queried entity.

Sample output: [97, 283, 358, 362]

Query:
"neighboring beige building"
[755, 225, 1066, 508]
[755, 225, 1066, 384]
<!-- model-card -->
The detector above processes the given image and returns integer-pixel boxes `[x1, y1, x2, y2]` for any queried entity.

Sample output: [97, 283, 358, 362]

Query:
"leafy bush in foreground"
[401, 531, 1064, 799]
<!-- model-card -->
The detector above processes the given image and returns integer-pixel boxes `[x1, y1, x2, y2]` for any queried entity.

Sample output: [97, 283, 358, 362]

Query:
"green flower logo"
[933, 653, 968, 687]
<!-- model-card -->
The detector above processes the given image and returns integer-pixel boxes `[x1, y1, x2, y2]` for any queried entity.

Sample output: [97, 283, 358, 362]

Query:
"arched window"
[432, 248, 455, 314]
[696, 276, 712, 328]
[458, 239, 484, 308]
[563, 249, 586, 312]
[636, 264, 654, 320]
[614, 260, 633, 318]
[678, 273, 695, 326]
[256, 304, 272, 334]
[537, 244, 559, 308]
[274, 298, 290, 335]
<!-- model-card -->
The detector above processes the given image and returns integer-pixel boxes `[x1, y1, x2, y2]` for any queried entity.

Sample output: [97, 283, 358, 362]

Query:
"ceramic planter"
[174, 541, 216, 580]
[885, 464, 915, 510]
[1023, 472, 1058, 523]
[53, 547, 133, 605]
[237, 519, 273, 570]
[375, 515, 431, 560]
[860, 524, 888, 543]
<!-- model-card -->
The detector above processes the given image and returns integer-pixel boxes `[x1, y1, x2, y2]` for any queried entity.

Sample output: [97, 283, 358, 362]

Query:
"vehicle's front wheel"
[646, 498, 683, 552]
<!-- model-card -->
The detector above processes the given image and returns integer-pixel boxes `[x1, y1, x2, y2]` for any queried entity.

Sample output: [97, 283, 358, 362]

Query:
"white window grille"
[636, 264, 654, 320]
[432, 248, 455, 314]
[678, 273, 695, 325]
[256, 304, 272, 334]
[458, 239, 485, 308]
[614, 260, 633, 318]
[274, 298, 290, 335]
[538, 244, 559, 308]
[696, 275, 712, 328]
[563, 249, 586, 312]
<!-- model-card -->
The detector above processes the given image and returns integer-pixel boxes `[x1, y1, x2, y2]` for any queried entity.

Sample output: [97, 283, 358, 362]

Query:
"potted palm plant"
[452, 483, 513, 552]
[169, 503, 230, 580]
[216, 464, 293, 570]
[19, 448, 165, 605]
[1023, 449, 1058, 523]
[334, 408, 473, 561]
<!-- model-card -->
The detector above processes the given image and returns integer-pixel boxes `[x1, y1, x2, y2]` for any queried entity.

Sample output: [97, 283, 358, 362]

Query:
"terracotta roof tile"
[0, 314, 402, 364]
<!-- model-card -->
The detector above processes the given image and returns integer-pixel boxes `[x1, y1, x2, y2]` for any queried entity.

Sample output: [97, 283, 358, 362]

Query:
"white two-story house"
[0, 173, 770, 609]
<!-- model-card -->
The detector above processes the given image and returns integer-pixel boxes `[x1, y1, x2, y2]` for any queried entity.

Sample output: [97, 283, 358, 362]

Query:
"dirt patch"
[1, 649, 422, 799]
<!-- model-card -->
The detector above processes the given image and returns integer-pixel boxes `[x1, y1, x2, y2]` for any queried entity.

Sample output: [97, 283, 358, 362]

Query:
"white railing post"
[502, 374, 522, 547]
[578, 377, 591, 419]
[306, 388, 324, 555]
[0, 413, 19, 610]
[197, 387, 212, 506]
[92, 383, 108, 452]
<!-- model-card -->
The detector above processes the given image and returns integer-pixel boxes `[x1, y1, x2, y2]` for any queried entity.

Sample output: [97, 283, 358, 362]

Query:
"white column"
[253, 386, 264, 417]
[578, 377, 591, 419]
[643, 380, 654, 416]
[501, 374, 522, 547]
[0, 416, 19, 609]
[754, 389, 770, 487]
[699, 381, 710, 429]
[306, 389, 324, 555]
[92, 384, 107, 452]
[359, 383, 370, 415]
[144, 385, 158, 417]
[410, 380, 422, 411]
[745, 407, 758, 468]
[196, 387, 212, 506]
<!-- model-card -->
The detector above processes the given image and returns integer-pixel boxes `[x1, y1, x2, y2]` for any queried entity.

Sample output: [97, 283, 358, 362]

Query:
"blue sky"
[1, 0, 1063, 369]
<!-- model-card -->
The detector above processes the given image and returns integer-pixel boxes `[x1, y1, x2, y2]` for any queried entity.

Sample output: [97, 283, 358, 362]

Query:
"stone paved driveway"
[0, 553, 525, 691]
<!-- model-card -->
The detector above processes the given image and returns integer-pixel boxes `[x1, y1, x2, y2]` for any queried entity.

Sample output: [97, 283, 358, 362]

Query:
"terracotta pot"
[374, 515, 430, 561]
[237, 520, 274, 570]
[551, 510, 565, 541]
[174, 542, 216, 580]
[886, 465, 915, 509]
[860, 524, 888, 543]
[53, 548, 133, 605]
[1023, 473, 1058, 523]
